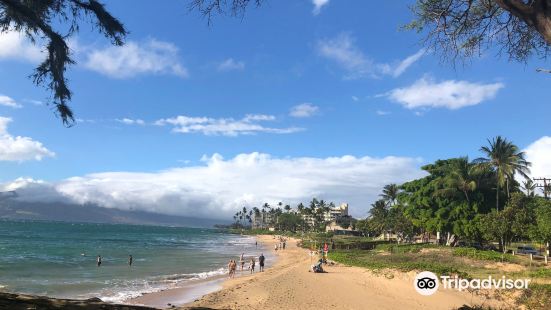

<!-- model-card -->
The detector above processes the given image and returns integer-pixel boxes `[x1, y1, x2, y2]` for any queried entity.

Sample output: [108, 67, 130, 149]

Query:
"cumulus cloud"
[0, 31, 44, 63]
[312, 0, 330, 15]
[289, 103, 320, 118]
[317, 33, 424, 79]
[524, 136, 551, 183]
[155, 114, 303, 136]
[0, 95, 22, 108]
[84, 39, 188, 78]
[383, 77, 504, 110]
[2, 152, 425, 219]
[0, 117, 55, 161]
[217, 58, 245, 72]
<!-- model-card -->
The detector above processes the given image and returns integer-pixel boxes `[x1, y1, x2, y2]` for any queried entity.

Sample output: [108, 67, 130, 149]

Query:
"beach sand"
[178, 235, 509, 310]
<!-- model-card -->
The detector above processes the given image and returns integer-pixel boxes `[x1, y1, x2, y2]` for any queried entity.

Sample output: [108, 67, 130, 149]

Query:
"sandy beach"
[175, 235, 509, 310]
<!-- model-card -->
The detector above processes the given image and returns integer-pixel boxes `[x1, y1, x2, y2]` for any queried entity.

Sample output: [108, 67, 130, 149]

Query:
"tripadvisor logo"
[414, 271, 531, 296]
[414, 271, 439, 296]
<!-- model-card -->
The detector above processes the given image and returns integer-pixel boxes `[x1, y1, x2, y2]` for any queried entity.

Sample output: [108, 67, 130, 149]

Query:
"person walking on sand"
[259, 253, 265, 272]
[228, 259, 233, 278]
[128, 255, 133, 266]
[274, 244, 278, 251]
[96, 255, 102, 267]
[249, 257, 256, 274]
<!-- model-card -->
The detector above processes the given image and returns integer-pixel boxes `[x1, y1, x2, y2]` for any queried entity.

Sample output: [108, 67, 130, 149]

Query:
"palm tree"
[252, 207, 261, 228]
[297, 202, 305, 214]
[522, 179, 537, 197]
[284, 204, 291, 213]
[436, 157, 477, 203]
[368, 199, 389, 238]
[476, 136, 531, 211]
[380, 184, 399, 206]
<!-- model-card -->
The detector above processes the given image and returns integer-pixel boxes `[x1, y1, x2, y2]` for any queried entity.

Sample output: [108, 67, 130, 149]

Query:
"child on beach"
[250, 257, 256, 274]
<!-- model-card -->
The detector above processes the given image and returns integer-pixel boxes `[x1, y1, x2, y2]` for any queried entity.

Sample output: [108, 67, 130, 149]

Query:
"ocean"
[0, 220, 268, 303]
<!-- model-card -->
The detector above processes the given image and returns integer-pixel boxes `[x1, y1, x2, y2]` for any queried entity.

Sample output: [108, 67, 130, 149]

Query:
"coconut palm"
[284, 204, 291, 213]
[380, 184, 400, 206]
[297, 203, 305, 214]
[436, 157, 477, 203]
[475, 136, 531, 211]
[522, 180, 537, 197]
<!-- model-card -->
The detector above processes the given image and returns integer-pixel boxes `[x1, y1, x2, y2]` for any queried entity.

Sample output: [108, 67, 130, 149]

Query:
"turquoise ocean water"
[0, 220, 267, 303]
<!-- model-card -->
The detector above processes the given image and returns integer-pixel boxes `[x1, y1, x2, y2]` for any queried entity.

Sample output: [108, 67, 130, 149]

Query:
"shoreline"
[180, 236, 511, 310]
[127, 234, 279, 308]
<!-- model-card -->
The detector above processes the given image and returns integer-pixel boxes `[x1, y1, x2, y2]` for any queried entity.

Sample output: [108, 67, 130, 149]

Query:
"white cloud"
[376, 110, 390, 116]
[351, 96, 359, 102]
[116, 118, 145, 125]
[0, 95, 22, 108]
[217, 58, 245, 72]
[0, 117, 55, 161]
[0, 31, 44, 63]
[155, 114, 303, 136]
[379, 49, 426, 78]
[2, 152, 425, 219]
[312, 0, 330, 15]
[84, 39, 188, 78]
[289, 103, 319, 118]
[317, 33, 373, 79]
[524, 136, 551, 183]
[317, 33, 423, 79]
[384, 77, 504, 110]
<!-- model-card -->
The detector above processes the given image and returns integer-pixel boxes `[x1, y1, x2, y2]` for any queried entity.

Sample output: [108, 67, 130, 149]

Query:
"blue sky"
[0, 1, 550, 218]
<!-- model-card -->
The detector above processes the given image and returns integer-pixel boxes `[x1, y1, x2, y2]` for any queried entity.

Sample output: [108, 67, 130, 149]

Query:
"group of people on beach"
[273, 236, 286, 251]
[228, 251, 265, 278]
[95, 255, 133, 267]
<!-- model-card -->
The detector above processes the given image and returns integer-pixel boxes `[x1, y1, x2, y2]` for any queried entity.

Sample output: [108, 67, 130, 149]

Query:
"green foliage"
[533, 199, 551, 244]
[277, 213, 304, 232]
[529, 268, 551, 278]
[453, 248, 516, 263]
[517, 283, 551, 310]
[328, 250, 467, 277]
[406, 0, 551, 63]
[0, 0, 127, 125]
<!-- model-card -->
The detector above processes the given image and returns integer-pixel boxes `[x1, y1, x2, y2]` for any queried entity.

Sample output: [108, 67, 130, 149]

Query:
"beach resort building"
[301, 203, 349, 227]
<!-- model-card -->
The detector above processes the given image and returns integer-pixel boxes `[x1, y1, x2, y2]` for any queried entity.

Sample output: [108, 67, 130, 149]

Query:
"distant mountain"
[0, 193, 226, 228]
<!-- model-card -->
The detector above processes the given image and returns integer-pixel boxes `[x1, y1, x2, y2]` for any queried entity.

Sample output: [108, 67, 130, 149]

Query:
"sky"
[0, 0, 550, 220]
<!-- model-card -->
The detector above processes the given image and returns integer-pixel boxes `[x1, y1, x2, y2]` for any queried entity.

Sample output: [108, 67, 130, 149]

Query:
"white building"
[302, 203, 349, 226]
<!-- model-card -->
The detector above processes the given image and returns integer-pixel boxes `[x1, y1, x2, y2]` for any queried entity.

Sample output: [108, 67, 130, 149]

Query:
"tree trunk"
[496, 182, 500, 212]
[495, 0, 551, 44]
[445, 233, 457, 247]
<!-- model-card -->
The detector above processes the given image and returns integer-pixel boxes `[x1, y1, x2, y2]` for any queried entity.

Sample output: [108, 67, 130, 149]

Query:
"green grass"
[328, 249, 469, 277]
[529, 268, 551, 278]
[452, 247, 517, 263]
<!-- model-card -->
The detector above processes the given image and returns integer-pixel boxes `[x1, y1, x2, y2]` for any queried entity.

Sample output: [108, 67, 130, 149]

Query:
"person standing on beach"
[259, 253, 265, 272]
[240, 253, 245, 271]
[250, 257, 256, 274]
[255, 241, 258, 248]
[96, 255, 102, 267]
[227, 260, 233, 278]
[128, 255, 133, 266]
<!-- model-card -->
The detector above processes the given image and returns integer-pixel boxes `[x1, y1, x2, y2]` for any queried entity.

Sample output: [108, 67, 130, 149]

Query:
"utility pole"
[533, 177, 551, 199]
